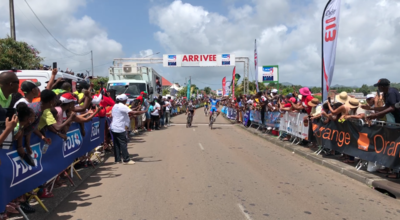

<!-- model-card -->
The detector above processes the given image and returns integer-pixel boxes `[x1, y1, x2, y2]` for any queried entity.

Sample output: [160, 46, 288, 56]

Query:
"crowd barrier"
[221, 107, 281, 131]
[221, 105, 400, 171]
[312, 119, 400, 171]
[279, 112, 309, 140]
[0, 118, 105, 211]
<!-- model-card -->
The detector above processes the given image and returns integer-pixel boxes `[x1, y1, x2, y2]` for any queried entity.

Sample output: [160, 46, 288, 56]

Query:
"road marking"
[193, 128, 195, 131]
[198, 143, 204, 151]
[237, 204, 253, 220]
[171, 124, 233, 126]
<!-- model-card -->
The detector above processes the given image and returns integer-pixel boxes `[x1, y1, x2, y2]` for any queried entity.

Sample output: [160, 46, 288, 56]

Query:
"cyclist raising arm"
[203, 92, 228, 123]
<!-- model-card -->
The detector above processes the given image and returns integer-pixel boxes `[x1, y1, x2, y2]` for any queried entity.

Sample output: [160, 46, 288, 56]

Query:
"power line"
[72, 61, 112, 72]
[24, 0, 91, 56]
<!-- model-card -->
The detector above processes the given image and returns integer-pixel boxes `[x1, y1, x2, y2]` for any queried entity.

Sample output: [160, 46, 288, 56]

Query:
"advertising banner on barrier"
[243, 111, 250, 126]
[0, 118, 105, 210]
[279, 112, 309, 139]
[312, 119, 400, 170]
[265, 112, 281, 128]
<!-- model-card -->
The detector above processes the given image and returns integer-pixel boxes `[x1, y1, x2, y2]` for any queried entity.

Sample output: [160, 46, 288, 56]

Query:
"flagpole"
[321, 0, 332, 101]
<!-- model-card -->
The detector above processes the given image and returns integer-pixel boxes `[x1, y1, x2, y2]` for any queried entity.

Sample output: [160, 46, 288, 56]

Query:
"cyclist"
[204, 99, 210, 115]
[208, 95, 227, 124]
[186, 101, 195, 124]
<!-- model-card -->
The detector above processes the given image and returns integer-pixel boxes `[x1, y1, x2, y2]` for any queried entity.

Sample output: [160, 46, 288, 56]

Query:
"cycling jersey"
[209, 99, 220, 108]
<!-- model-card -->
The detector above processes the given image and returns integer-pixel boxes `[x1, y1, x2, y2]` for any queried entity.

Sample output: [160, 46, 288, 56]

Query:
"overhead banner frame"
[163, 54, 236, 67]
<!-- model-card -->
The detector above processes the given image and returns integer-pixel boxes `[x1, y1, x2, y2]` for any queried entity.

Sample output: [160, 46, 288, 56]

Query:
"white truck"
[107, 65, 162, 102]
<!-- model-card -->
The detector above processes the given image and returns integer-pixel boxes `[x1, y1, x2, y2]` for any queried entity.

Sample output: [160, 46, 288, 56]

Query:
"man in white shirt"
[111, 94, 146, 164]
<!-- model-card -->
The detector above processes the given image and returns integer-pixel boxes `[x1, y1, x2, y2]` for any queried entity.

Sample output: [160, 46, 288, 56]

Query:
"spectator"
[140, 92, 151, 131]
[165, 97, 172, 126]
[94, 88, 115, 117]
[363, 79, 400, 124]
[291, 87, 314, 114]
[0, 111, 18, 146]
[110, 94, 145, 165]
[150, 100, 160, 130]
[335, 91, 349, 104]
[0, 71, 19, 108]
[74, 81, 90, 105]
[158, 95, 166, 128]
[37, 90, 74, 140]
[13, 81, 41, 108]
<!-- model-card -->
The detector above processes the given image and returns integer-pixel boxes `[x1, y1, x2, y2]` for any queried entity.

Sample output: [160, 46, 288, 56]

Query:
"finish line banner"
[0, 118, 105, 211]
[312, 119, 400, 170]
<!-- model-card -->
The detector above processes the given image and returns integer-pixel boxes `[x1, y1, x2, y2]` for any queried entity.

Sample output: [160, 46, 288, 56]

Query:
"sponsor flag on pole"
[187, 78, 191, 99]
[254, 39, 259, 92]
[222, 77, 226, 96]
[225, 81, 231, 96]
[322, 0, 341, 101]
[231, 67, 236, 98]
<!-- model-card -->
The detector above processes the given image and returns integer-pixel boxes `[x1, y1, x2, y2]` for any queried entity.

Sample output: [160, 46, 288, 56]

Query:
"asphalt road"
[48, 108, 400, 220]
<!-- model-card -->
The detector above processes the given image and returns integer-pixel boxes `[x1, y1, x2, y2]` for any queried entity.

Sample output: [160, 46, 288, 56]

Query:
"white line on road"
[237, 204, 253, 220]
[171, 124, 233, 126]
[198, 143, 204, 151]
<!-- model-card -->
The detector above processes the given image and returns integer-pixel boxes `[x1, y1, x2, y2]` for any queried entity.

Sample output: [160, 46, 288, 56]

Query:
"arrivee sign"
[163, 54, 235, 67]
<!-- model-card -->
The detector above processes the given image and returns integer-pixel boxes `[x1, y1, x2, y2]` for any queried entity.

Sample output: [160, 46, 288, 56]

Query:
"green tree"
[90, 77, 109, 91]
[310, 87, 321, 94]
[203, 87, 212, 94]
[178, 86, 187, 97]
[0, 37, 43, 69]
[162, 88, 169, 96]
[359, 84, 370, 96]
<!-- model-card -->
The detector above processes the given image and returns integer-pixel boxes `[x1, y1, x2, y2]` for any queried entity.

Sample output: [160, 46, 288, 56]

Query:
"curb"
[221, 115, 391, 188]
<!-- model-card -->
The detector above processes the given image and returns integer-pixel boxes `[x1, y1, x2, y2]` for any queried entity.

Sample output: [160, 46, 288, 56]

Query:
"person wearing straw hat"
[335, 91, 349, 104]
[308, 98, 321, 116]
[343, 98, 363, 120]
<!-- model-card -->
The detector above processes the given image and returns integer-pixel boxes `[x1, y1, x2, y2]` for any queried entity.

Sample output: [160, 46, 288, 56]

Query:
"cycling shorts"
[210, 107, 218, 113]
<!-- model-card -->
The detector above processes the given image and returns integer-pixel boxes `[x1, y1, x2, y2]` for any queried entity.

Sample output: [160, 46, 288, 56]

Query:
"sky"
[1, 0, 400, 89]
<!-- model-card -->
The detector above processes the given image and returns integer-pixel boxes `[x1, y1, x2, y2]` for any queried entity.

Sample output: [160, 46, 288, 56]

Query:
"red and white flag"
[322, 0, 341, 101]
[254, 39, 259, 92]
[222, 77, 226, 96]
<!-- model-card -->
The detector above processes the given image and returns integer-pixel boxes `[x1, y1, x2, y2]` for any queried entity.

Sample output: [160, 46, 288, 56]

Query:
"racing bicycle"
[204, 105, 209, 116]
[209, 110, 217, 130]
[186, 111, 193, 128]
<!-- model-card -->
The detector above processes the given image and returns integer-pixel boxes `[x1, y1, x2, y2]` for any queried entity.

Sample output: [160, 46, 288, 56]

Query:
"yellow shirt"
[0, 88, 12, 108]
[38, 109, 57, 130]
[73, 91, 85, 105]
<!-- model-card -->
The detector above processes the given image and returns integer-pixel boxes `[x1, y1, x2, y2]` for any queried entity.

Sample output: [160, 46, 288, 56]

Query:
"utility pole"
[91, 50, 94, 77]
[9, 0, 16, 40]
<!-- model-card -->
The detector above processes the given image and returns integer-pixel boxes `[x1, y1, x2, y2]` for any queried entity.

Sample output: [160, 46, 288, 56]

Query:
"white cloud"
[0, 0, 123, 75]
[150, 0, 400, 88]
